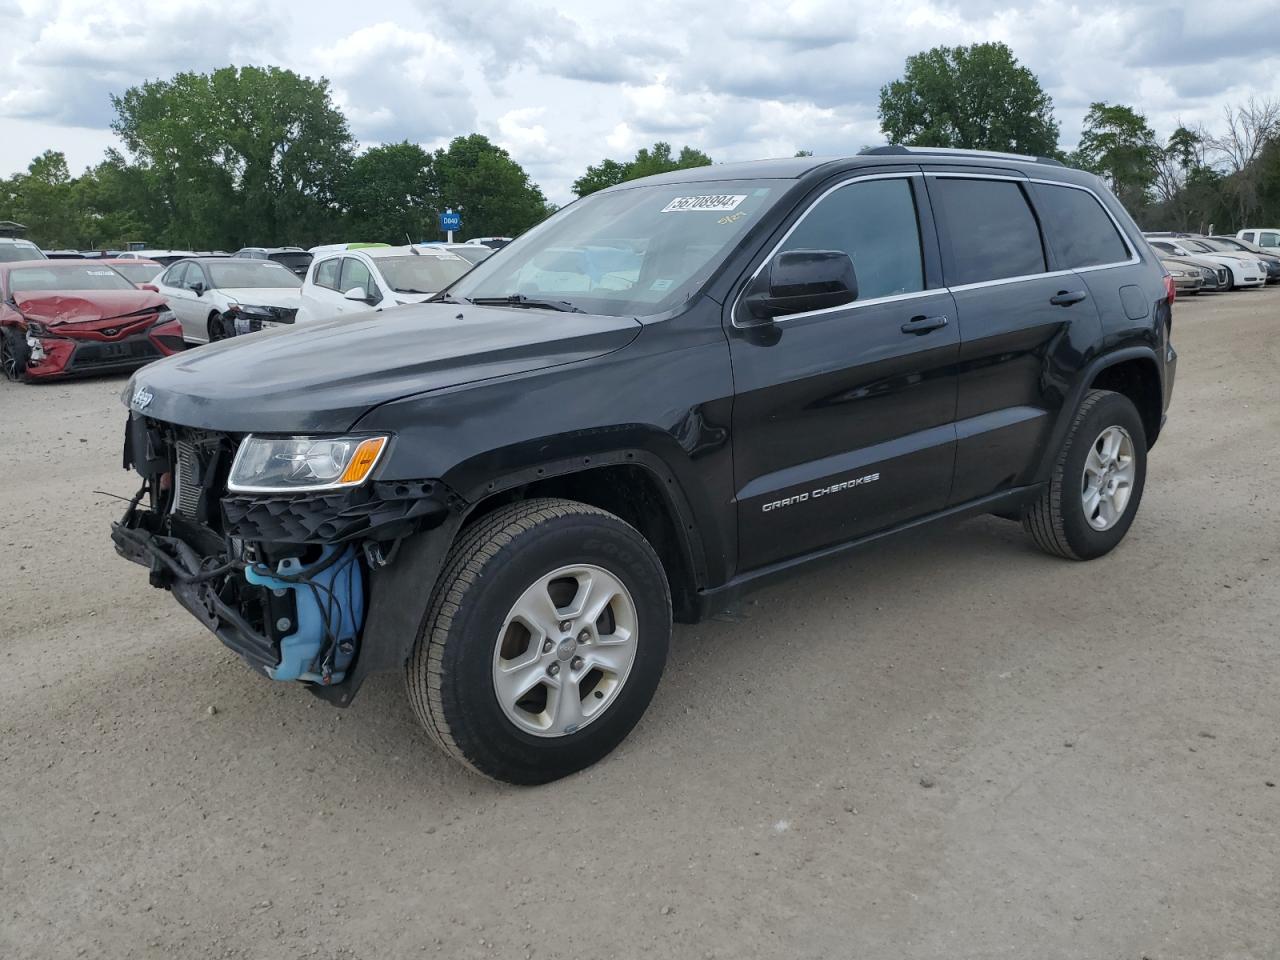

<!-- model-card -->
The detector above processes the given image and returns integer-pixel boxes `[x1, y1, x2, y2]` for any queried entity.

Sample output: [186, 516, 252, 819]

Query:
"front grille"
[70, 338, 159, 368]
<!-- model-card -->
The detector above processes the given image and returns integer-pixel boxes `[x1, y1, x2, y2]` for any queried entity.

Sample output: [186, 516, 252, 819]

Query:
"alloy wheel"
[491, 563, 639, 738]
[1081, 425, 1136, 531]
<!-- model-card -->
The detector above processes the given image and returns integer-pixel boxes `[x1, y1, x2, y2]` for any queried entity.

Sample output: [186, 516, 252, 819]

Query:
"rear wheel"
[1022, 389, 1148, 560]
[407, 498, 672, 784]
[1, 327, 27, 382]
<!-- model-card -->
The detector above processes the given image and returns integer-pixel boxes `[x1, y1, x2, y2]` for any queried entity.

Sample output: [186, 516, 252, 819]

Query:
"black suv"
[112, 148, 1176, 784]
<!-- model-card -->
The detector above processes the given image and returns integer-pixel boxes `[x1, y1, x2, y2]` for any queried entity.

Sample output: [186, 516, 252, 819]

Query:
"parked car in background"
[0, 238, 47, 262]
[43, 249, 85, 259]
[0, 260, 181, 381]
[416, 242, 495, 265]
[466, 236, 512, 249]
[1159, 256, 1206, 294]
[1146, 238, 1265, 290]
[296, 245, 473, 325]
[103, 258, 164, 287]
[1207, 236, 1280, 283]
[232, 246, 314, 278]
[1235, 228, 1280, 253]
[153, 257, 301, 344]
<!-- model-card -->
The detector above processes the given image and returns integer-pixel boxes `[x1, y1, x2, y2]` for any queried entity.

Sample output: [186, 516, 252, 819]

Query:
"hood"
[1162, 257, 1214, 273]
[128, 302, 643, 433]
[222, 287, 302, 308]
[1164, 254, 1224, 272]
[14, 290, 166, 329]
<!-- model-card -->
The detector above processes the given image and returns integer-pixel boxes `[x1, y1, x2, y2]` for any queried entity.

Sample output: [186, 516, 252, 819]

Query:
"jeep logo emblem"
[131, 385, 154, 410]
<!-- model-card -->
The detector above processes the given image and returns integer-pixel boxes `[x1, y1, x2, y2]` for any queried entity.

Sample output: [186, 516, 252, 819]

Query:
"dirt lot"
[2, 287, 1278, 960]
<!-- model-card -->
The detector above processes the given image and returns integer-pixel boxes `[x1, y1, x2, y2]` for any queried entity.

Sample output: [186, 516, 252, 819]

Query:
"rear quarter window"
[1033, 184, 1131, 269]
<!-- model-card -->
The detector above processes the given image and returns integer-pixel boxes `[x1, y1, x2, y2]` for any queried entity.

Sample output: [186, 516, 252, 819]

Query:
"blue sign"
[439, 211, 462, 231]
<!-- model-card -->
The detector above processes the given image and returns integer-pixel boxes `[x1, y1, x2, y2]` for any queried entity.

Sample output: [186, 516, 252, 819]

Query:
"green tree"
[340, 142, 437, 242]
[0, 151, 88, 248]
[111, 65, 354, 248]
[878, 42, 1059, 156]
[1073, 102, 1162, 209]
[433, 134, 548, 239]
[572, 141, 712, 197]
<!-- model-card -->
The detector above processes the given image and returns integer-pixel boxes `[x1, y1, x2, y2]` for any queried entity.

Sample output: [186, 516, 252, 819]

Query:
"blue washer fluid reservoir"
[244, 545, 364, 684]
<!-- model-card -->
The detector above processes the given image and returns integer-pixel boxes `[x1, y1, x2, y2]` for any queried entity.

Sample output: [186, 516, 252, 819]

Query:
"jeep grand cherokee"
[112, 147, 1176, 784]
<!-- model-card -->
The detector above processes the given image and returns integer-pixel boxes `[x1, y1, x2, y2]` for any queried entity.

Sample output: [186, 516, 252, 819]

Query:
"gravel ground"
[2, 287, 1278, 960]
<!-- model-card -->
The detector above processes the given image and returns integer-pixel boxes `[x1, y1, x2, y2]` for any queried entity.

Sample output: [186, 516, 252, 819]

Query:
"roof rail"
[859, 145, 1065, 167]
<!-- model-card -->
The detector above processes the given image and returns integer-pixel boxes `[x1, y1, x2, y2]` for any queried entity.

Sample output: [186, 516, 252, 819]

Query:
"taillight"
[1163, 273, 1176, 303]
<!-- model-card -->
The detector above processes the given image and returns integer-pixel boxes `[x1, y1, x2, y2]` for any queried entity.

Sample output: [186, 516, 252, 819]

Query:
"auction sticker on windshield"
[661, 195, 746, 213]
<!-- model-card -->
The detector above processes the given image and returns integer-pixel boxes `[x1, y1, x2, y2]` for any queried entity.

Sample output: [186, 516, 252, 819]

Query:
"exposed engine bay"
[111, 413, 454, 699]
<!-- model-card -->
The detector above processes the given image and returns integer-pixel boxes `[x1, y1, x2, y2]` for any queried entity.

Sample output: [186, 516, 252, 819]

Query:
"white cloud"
[310, 23, 476, 144]
[1, 0, 1279, 203]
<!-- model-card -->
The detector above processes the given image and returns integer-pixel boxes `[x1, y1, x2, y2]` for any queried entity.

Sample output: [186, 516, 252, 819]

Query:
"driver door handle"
[1050, 289, 1088, 306]
[900, 314, 949, 335]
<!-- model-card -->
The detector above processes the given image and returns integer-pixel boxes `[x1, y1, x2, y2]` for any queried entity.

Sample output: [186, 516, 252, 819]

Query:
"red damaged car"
[0, 260, 184, 382]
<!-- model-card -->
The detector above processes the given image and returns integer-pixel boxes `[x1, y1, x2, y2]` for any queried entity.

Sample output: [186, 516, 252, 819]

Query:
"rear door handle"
[900, 315, 949, 335]
[1050, 290, 1088, 306]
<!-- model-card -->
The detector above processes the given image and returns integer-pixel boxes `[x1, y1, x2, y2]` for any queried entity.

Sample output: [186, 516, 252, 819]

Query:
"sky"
[1, 0, 1278, 204]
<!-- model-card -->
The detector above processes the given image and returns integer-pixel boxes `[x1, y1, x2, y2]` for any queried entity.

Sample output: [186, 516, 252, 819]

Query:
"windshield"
[111, 262, 162, 284]
[0, 243, 47, 263]
[1180, 239, 1216, 254]
[7, 264, 136, 293]
[207, 260, 302, 289]
[447, 179, 782, 316]
[378, 255, 474, 294]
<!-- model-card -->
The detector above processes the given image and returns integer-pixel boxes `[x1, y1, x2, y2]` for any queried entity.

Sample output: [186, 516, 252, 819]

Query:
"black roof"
[603, 146, 1098, 193]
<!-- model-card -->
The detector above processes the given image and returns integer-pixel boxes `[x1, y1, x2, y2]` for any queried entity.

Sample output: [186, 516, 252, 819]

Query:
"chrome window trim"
[729, 172, 929, 328]
[730, 169, 1145, 330]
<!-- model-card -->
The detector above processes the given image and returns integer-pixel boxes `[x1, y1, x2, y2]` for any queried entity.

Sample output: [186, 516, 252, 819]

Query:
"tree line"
[4, 51, 1278, 250]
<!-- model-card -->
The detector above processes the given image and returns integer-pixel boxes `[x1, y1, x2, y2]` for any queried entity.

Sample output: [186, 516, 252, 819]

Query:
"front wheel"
[1, 327, 28, 382]
[407, 498, 672, 784]
[207, 312, 235, 342]
[1022, 389, 1148, 560]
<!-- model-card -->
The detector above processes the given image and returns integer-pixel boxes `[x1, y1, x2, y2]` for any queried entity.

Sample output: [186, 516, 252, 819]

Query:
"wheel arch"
[456, 452, 707, 625]
[1035, 346, 1165, 481]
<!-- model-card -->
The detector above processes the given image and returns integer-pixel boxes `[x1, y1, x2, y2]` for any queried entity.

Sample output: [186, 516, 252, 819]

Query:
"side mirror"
[343, 285, 370, 303]
[190, 282, 205, 296]
[745, 250, 857, 321]
[139, 283, 159, 293]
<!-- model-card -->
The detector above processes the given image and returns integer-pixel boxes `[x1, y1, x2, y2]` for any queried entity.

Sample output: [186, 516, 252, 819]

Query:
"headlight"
[227, 303, 275, 319]
[1168, 270, 1187, 277]
[227, 434, 389, 493]
[154, 308, 176, 324]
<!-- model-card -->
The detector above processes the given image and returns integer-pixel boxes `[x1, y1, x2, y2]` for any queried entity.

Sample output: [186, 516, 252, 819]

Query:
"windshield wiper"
[467, 294, 585, 313]
[396, 288, 431, 294]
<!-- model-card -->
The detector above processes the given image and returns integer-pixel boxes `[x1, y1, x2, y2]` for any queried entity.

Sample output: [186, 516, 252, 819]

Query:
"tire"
[1, 327, 28, 382]
[407, 498, 672, 784]
[1022, 389, 1148, 561]
[207, 312, 234, 342]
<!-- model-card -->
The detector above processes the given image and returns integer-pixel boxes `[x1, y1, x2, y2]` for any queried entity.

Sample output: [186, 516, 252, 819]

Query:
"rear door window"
[777, 177, 925, 301]
[1033, 184, 1131, 268]
[314, 257, 340, 290]
[163, 263, 188, 288]
[931, 178, 1047, 286]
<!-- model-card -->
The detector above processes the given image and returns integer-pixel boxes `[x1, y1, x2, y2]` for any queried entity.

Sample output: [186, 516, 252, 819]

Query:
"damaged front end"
[111, 414, 461, 703]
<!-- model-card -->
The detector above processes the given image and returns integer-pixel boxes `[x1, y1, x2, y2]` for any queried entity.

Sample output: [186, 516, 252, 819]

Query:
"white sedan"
[295, 245, 473, 325]
[1148, 238, 1267, 290]
[153, 258, 303, 344]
